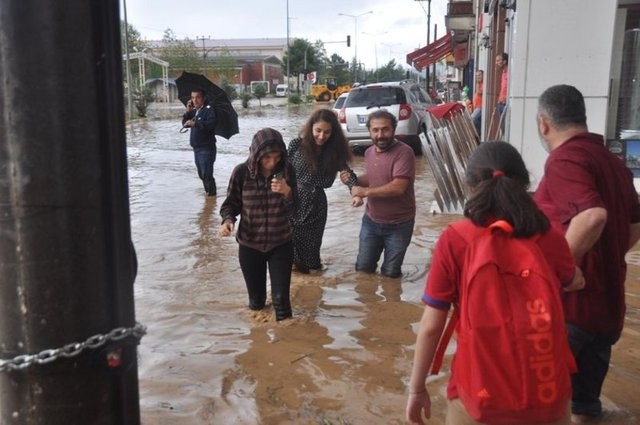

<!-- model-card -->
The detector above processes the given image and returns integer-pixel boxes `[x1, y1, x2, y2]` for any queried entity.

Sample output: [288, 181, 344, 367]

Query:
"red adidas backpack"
[430, 219, 576, 424]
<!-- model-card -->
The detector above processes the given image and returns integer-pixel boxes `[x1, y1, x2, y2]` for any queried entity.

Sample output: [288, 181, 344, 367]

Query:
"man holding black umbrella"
[182, 88, 218, 196]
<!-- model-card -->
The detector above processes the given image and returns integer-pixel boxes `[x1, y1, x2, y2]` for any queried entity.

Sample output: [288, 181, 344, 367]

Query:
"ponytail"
[464, 142, 549, 237]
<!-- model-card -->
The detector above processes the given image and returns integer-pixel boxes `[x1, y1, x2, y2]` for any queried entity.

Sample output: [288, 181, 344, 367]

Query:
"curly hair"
[298, 109, 352, 176]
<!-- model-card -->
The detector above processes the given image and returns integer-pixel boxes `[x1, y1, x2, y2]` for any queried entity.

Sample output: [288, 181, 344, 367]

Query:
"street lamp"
[362, 31, 388, 81]
[414, 0, 432, 89]
[338, 10, 373, 82]
[381, 42, 401, 63]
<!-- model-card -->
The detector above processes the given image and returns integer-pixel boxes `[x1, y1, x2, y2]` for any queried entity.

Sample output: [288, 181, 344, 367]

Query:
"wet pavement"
[128, 100, 640, 424]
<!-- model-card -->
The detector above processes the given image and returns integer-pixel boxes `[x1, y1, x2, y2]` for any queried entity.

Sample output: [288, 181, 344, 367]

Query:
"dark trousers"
[193, 144, 216, 195]
[567, 323, 621, 417]
[238, 242, 293, 320]
[496, 102, 506, 135]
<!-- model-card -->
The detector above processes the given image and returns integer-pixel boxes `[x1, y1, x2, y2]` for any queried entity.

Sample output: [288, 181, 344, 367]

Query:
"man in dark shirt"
[182, 89, 217, 196]
[533, 84, 640, 423]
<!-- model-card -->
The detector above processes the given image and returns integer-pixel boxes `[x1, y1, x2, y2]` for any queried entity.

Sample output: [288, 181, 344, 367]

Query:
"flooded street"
[127, 101, 640, 425]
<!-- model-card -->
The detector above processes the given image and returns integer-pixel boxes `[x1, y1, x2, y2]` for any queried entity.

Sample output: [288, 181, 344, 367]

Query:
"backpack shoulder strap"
[430, 307, 459, 374]
[430, 219, 513, 375]
[430, 220, 474, 375]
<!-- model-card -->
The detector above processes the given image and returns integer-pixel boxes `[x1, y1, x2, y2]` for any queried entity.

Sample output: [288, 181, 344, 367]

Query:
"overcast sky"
[122, 0, 448, 70]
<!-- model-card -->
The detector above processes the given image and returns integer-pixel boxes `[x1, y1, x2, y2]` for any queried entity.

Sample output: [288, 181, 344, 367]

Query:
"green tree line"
[121, 22, 412, 95]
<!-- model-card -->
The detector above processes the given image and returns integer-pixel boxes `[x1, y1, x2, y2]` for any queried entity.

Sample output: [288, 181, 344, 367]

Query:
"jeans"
[566, 323, 621, 417]
[193, 144, 216, 195]
[355, 214, 414, 278]
[470, 108, 482, 138]
[238, 242, 293, 320]
[496, 102, 506, 135]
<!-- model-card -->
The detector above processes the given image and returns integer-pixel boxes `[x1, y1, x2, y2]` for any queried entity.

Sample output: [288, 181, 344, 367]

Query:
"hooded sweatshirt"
[220, 128, 297, 252]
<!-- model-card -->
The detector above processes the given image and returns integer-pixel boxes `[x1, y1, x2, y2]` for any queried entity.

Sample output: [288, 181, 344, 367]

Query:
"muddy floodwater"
[128, 101, 640, 425]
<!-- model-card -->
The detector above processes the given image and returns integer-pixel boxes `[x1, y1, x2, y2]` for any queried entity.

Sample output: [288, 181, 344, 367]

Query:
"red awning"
[406, 33, 453, 71]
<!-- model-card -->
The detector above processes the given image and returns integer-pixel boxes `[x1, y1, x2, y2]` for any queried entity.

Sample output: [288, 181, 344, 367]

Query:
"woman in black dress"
[288, 109, 356, 273]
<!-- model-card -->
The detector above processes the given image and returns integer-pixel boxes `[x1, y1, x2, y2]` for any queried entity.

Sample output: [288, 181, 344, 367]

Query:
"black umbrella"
[175, 71, 239, 139]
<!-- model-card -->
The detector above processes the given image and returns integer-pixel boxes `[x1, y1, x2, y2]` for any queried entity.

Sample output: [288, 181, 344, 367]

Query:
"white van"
[275, 84, 288, 97]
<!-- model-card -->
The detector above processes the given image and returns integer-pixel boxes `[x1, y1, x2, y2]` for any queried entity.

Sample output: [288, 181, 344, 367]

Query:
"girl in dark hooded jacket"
[219, 128, 297, 321]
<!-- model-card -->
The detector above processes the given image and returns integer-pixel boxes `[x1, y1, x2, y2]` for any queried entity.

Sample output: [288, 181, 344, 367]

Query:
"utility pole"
[433, 24, 438, 93]
[427, 0, 431, 91]
[122, 0, 133, 119]
[196, 35, 210, 75]
[286, 0, 290, 90]
[0, 0, 142, 423]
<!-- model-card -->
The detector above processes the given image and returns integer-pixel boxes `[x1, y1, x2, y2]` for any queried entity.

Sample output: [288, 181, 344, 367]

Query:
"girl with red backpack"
[405, 141, 585, 425]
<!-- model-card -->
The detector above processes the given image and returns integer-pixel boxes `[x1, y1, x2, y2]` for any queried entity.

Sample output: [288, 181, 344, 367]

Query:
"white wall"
[507, 0, 617, 187]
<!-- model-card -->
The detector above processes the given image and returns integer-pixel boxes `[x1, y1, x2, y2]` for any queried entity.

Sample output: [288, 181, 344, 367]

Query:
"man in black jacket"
[182, 89, 217, 196]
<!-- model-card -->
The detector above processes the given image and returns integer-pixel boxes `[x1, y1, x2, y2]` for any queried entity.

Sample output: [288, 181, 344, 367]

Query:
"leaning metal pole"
[0, 1, 142, 424]
[123, 0, 134, 120]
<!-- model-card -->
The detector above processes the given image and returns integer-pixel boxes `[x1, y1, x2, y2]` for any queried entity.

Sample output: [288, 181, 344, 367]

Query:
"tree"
[134, 86, 155, 117]
[281, 38, 324, 76]
[120, 22, 147, 91]
[212, 48, 239, 84]
[253, 84, 267, 106]
[155, 28, 201, 76]
[120, 21, 146, 55]
[350, 57, 366, 84]
[324, 53, 351, 86]
[373, 59, 407, 82]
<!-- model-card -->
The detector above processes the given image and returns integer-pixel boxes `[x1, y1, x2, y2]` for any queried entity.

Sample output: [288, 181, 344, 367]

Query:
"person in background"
[495, 53, 508, 117]
[406, 141, 584, 425]
[461, 86, 472, 113]
[470, 70, 484, 138]
[340, 110, 415, 279]
[219, 128, 297, 321]
[182, 89, 218, 196]
[288, 109, 356, 274]
[533, 84, 640, 423]
[495, 53, 509, 135]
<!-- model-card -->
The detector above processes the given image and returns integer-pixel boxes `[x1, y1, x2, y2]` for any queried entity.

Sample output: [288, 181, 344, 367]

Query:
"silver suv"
[338, 80, 434, 154]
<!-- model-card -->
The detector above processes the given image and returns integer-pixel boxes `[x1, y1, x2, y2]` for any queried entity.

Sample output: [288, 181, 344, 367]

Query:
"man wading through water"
[182, 89, 218, 196]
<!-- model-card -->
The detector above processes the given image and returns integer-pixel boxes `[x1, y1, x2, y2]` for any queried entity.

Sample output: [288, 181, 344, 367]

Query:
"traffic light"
[347, 35, 351, 47]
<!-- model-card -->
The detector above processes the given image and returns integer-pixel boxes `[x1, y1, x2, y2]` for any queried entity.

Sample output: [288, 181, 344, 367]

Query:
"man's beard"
[374, 137, 393, 151]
